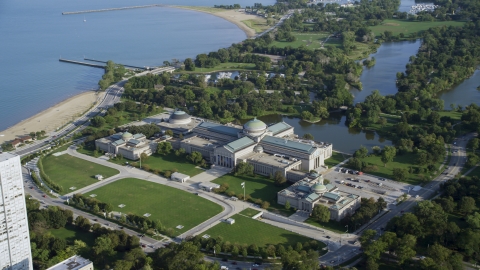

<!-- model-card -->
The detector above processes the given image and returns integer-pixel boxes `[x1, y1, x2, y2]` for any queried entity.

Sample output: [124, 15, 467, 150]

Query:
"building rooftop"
[0, 152, 17, 162]
[171, 172, 190, 179]
[240, 152, 302, 169]
[197, 122, 241, 137]
[267, 122, 292, 135]
[224, 137, 255, 153]
[47, 255, 92, 270]
[261, 135, 317, 154]
[132, 134, 145, 139]
[182, 136, 220, 149]
[243, 117, 267, 131]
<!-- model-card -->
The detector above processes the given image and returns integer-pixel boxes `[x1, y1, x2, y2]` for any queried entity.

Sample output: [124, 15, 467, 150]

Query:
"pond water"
[242, 113, 392, 154]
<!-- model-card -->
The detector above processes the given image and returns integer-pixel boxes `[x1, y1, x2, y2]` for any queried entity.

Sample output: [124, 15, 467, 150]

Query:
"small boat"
[83, 16, 86, 22]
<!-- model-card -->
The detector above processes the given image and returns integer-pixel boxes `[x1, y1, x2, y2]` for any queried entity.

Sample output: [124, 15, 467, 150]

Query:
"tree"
[312, 205, 330, 223]
[156, 141, 173, 155]
[466, 212, 480, 229]
[92, 235, 116, 265]
[303, 133, 314, 140]
[381, 146, 396, 167]
[235, 162, 254, 176]
[165, 130, 174, 137]
[184, 58, 195, 71]
[354, 145, 368, 159]
[285, 201, 291, 210]
[459, 196, 476, 215]
[91, 116, 106, 128]
[273, 171, 286, 186]
[392, 168, 409, 182]
[468, 138, 479, 152]
[188, 151, 203, 164]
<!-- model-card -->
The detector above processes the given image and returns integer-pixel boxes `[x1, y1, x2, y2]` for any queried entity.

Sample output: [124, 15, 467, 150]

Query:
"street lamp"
[345, 225, 349, 237]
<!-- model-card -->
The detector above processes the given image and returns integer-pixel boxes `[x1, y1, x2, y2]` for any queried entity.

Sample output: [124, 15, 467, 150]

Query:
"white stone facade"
[0, 153, 33, 270]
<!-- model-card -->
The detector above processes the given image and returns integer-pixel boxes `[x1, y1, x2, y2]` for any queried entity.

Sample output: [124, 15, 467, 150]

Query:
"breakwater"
[62, 4, 165, 15]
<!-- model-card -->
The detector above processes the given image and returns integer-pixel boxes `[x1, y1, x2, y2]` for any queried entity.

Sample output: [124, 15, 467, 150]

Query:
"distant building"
[47, 255, 93, 270]
[277, 175, 361, 221]
[0, 153, 33, 270]
[95, 132, 155, 161]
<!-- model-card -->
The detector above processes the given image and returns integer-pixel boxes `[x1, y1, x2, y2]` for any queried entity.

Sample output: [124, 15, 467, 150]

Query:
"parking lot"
[325, 167, 422, 206]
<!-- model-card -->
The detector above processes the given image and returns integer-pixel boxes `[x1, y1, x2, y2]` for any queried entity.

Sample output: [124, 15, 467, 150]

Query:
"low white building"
[47, 255, 93, 270]
[199, 182, 220, 192]
[225, 218, 235, 225]
[171, 172, 190, 183]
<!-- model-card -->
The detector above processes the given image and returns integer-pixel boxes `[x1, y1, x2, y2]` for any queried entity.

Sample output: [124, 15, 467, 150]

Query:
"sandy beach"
[171, 6, 264, 38]
[0, 91, 103, 144]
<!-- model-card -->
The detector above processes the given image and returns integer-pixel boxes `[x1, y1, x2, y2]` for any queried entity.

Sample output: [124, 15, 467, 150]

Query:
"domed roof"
[243, 117, 267, 132]
[170, 110, 190, 120]
[312, 183, 327, 193]
[122, 132, 133, 140]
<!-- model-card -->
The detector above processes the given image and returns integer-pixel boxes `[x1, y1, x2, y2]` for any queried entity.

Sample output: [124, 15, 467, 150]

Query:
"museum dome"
[243, 118, 267, 136]
[169, 110, 191, 125]
[312, 183, 327, 194]
[122, 132, 133, 140]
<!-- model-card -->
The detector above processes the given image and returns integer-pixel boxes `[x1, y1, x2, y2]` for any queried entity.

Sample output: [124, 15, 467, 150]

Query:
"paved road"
[12, 81, 124, 157]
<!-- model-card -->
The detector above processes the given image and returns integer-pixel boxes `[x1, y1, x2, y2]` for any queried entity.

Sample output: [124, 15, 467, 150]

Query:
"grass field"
[240, 208, 261, 218]
[203, 210, 326, 250]
[325, 151, 351, 168]
[304, 217, 347, 234]
[369, 19, 465, 38]
[242, 19, 270, 33]
[49, 224, 96, 246]
[212, 173, 284, 204]
[345, 152, 442, 185]
[110, 153, 203, 177]
[270, 33, 329, 49]
[42, 154, 119, 195]
[85, 178, 222, 236]
[438, 110, 462, 121]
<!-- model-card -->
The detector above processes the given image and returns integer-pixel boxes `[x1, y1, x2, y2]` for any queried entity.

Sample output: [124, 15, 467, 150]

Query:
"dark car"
[232, 262, 237, 265]
[222, 258, 228, 262]
[93, 219, 98, 221]
[326, 236, 331, 239]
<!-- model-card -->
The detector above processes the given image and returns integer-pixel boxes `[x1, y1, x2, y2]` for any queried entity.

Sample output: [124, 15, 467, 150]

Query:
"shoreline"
[170, 6, 259, 38]
[0, 91, 103, 144]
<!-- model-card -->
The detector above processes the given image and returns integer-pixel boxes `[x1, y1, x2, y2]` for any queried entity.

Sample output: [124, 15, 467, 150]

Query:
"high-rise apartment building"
[0, 153, 33, 270]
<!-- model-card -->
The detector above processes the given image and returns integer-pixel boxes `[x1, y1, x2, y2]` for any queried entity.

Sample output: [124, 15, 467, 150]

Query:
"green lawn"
[325, 151, 351, 168]
[369, 19, 465, 38]
[240, 208, 261, 218]
[203, 210, 326, 251]
[177, 62, 257, 73]
[270, 32, 330, 49]
[438, 110, 462, 121]
[49, 224, 96, 246]
[85, 178, 222, 236]
[212, 173, 284, 204]
[242, 19, 270, 33]
[42, 154, 119, 195]
[304, 218, 348, 234]
[345, 152, 442, 185]
[110, 153, 203, 177]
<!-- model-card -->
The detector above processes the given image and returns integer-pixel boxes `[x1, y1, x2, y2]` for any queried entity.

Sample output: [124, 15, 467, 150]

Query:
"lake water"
[439, 69, 480, 109]
[0, 0, 275, 132]
[242, 113, 392, 154]
[351, 40, 421, 104]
